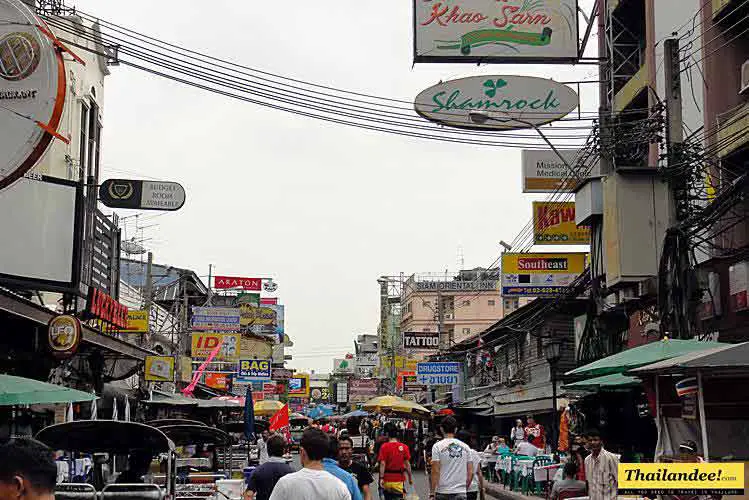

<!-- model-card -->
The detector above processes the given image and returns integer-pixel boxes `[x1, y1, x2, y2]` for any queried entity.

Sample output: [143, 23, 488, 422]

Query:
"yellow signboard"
[288, 373, 310, 398]
[618, 462, 744, 496]
[145, 356, 175, 382]
[123, 309, 149, 333]
[240, 304, 276, 327]
[240, 336, 273, 359]
[502, 252, 587, 274]
[533, 202, 590, 245]
[179, 356, 193, 383]
[190, 333, 240, 362]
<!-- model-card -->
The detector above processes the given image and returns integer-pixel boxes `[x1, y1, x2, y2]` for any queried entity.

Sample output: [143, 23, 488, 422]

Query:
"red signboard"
[85, 287, 128, 329]
[260, 298, 278, 305]
[263, 383, 285, 394]
[214, 276, 262, 291]
[205, 373, 229, 390]
[252, 391, 265, 401]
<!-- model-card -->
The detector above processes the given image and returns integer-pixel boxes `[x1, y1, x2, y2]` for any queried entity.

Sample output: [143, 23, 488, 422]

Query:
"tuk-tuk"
[218, 420, 269, 469]
[156, 423, 236, 497]
[289, 413, 310, 453]
[36, 420, 176, 500]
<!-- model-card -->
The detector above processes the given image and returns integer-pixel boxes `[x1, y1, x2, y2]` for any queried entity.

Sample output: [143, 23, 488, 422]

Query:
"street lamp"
[544, 338, 562, 452]
[467, 111, 581, 184]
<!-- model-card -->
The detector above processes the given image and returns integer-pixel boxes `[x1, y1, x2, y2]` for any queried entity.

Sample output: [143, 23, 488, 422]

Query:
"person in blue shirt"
[323, 436, 363, 500]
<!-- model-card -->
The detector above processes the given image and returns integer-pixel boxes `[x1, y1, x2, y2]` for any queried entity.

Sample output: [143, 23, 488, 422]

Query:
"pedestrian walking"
[338, 435, 374, 500]
[245, 435, 294, 500]
[457, 430, 486, 500]
[0, 438, 57, 500]
[258, 430, 270, 465]
[510, 419, 525, 446]
[429, 416, 473, 500]
[324, 437, 363, 500]
[377, 422, 413, 500]
[268, 428, 350, 500]
[583, 429, 618, 500]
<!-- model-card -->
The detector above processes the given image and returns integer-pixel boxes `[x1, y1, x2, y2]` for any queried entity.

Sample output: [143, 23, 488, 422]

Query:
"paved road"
[290, 454, 431, 499]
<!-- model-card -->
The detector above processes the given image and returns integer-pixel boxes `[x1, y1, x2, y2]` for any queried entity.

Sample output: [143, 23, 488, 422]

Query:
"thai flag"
[675, 377, 698, 397]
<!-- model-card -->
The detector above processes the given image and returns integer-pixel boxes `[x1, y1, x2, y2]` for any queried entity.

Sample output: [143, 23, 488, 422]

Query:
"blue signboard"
[416, 362, 461, 386]
[237, 359, 272, 381]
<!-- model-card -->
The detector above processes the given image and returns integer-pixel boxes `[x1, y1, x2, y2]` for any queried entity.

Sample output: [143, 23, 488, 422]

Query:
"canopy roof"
[36, 421, 174, 454]
[629, 342, 749, 375]
[0, 374, 97, 406]
[158, 424, 232, 447]
[565, 339, 725, 378]
[362, 395, 430, 419]
[147, 419, 207, 428]
[562, 372, 641, 391]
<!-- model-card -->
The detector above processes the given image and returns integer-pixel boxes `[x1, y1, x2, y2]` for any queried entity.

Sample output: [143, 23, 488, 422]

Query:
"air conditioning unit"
[444, 313, 454, 320]
[741, 59, 749, 95]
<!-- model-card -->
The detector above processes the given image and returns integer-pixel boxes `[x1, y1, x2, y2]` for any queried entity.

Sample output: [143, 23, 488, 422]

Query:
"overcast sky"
[75, 0, 597, 373]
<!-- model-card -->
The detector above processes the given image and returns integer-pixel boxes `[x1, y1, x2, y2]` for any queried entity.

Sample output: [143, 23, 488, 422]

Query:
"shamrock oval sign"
[414, 75, 578, 130]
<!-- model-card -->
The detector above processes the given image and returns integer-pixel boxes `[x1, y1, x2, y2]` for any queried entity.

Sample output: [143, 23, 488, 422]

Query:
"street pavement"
[290, 453, 431, 499]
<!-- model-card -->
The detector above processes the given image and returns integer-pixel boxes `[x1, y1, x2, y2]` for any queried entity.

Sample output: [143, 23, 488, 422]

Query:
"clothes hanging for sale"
[558, 408, 570, 452]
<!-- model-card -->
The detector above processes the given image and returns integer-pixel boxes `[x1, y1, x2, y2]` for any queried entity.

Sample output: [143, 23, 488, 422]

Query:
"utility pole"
[141, 251, 153, 349]
[664, 38, 687, 223]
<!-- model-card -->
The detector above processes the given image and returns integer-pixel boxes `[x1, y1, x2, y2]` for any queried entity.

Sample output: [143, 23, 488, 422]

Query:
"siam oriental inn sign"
[414, 0, 579, 64]
[0, 0, 67, 191]
[415, 280, 498, 291]
[414, 75, 578, 130]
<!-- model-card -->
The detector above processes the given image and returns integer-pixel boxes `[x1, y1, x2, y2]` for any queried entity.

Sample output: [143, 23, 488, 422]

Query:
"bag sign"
[403, 331, 440, 350]
[417, 362, 462, 386]
[237, 359, 272, 381]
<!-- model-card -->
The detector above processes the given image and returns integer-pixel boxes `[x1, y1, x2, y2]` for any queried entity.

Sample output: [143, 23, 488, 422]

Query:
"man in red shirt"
[377, 422, 413, 500]
[525, 415, 546, 450]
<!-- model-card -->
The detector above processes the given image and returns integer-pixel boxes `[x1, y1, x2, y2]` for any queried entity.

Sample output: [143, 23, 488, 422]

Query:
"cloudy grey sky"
[74, 0, 597, 373]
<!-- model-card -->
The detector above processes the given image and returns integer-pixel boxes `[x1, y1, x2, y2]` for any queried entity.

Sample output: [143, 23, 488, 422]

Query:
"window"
[462, 327, 471, 335]
[448, 330, 455, 345]
[462, 300, 471, 307]
[423, 328, 430, 332]
[518, 339, 524, 362]
[504, 297, 519, 313]
[79, 102, 89, 179]
[488, 299, 496, 306]
[537, 336, 543, 358]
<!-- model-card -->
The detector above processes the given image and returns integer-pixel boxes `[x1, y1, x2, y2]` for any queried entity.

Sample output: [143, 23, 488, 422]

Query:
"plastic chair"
[531, 456, 553, 495]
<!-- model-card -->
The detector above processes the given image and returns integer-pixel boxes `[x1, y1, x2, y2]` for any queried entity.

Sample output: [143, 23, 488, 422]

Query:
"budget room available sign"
[414, 0, 579, 63]
[501, 252, 586, 296]
[414, 75, 578, 131]
[533, 202, 590, 244]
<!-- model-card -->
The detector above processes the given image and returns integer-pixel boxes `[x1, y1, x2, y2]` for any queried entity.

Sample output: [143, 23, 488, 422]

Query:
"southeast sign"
[414, 0, 579, 64]
[0, 0, 66, 191]
[501, 252, 587, 296]
[414, 75, 578, 130]
[99, 179, 186, 211]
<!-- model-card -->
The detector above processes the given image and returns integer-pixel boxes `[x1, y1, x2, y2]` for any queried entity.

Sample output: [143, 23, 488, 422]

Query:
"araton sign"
[414, 75, 577, 130]
[0, 0, 66, 191]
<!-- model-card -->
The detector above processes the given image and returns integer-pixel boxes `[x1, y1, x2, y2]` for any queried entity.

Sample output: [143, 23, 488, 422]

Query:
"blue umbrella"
[306, 406, 333, 421]
[244, 387, 255, 441]
[342, 409, 369, 419]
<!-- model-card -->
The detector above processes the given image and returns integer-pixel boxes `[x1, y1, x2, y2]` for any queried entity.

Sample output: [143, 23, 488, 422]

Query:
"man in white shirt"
[583, 428, 618, 500]
[269, 428, 351, 500]
[257, 430, 270, 464]
[514, 440, 539, 457]
[457, 430, 486, 500]
[429, 416, 473, 500]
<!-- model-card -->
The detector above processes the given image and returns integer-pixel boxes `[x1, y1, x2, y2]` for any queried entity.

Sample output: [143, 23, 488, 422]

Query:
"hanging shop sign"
[413, 0, 579, 64]
[48, 314, 81, 359]
[336, 382, 348, 404]
[205, 372, 230, 390]
[237, 358, 272, 382]
[415, 280, 498, 291]
[522, 149, 582, 193]
[501, 252, 587, 296]
[0, 0, 67, 191]
[414, 75, 578, 130]
[190, 333, 240, 362]
[99, 179, 186, 211]
[533, 202, 590, 245]
[288, 373, 310, 397]
[403, 331, 440, 350]
[122, 309, 149, 333]
[84, 287, 128, 329]
[179, 356, 193, 383]
[349, 379, 379, 403]
[263, 280, 278, 292]
[214, 275, 262, 291]
[239, 304, 276, 327]
[416, 362, 462, 386]
[260, 297, 278, 305]
[333, 358, 355, 374]
[263, 382, 285, 395]
[272, 368, 293, 381]
[191, 307, 241, 331]
[403, 375, 428, 395]
[144, 356, 175, 382]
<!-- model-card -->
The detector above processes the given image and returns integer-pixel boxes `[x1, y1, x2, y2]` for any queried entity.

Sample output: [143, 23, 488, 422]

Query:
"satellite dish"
[122, 239, 147, 255]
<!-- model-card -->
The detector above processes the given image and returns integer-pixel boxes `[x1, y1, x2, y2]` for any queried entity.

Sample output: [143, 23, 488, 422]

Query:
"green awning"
[565, 339, 726, 378]
[563, 373, 641, 391]
[0, 374, 97, 406]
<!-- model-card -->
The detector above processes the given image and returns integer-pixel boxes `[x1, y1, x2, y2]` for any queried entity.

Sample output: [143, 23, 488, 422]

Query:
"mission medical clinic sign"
[414, 0, 579, 63]
[414, 75, 578, 130]
[0, 0, 67, 191]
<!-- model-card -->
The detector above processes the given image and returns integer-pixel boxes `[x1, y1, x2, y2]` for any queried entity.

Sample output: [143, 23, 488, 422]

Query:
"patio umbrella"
[65, 403, 74, 423]
[90, 399, 97, 420]
[362, 395, 430, 418]
[124, 397, 131, 422]
[342, 409, 369, 419]
[111, 399, 118, 421]
[306, 405, 334, 421]
[0, 374, 97, 406]
[436, 408, 455, 416]
[254, 399, 285, 417]
[244, 387, 255, 441]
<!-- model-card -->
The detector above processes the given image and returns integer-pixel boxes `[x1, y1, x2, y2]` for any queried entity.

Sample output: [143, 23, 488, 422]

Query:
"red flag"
[269, 404, 289, 432]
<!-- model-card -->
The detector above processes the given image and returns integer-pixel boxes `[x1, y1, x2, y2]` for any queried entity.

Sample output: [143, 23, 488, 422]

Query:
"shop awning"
[629, 341, 749, 375]
[562, 373, 641, 391]
[143, 390, 198, 406]
[565, 339, 726, 378]
[0, 374, 97, 406]
[492, 398, 555, 418]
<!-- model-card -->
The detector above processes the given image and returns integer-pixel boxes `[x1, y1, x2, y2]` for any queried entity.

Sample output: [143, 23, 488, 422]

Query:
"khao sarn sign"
[414, 0, 579, 63]
[414, 75, 578, 130]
